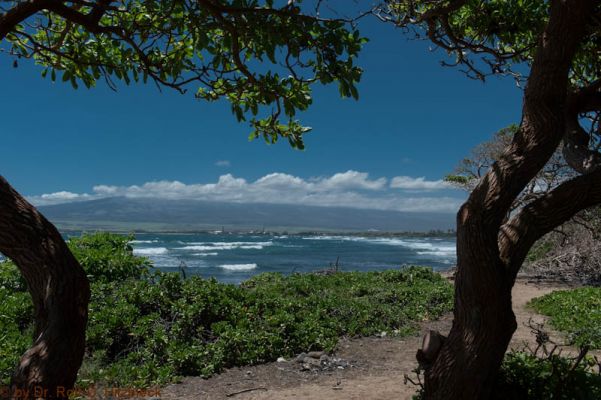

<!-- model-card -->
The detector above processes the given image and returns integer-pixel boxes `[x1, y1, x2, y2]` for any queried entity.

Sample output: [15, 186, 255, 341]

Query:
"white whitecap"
[416, 250, 456, 257]
[219, 263, 257, 271]
[131, 240, 158, 244]
[133, 247, 168, 255]
[302, 235, 456, 260]
[176, 241, 272, 251]
[193, 252, 218, 256]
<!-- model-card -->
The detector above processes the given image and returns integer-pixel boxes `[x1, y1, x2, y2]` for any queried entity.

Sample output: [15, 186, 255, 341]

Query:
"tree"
[376, 0, 601, 398]
[0, 1, 364, 397]
[445, 125, 575, 209]
[446, 125, 601, 283]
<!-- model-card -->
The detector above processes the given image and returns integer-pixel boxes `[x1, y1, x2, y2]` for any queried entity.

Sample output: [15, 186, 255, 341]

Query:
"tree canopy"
[377, 0, 601, 175]
[1, 0, 366, 148]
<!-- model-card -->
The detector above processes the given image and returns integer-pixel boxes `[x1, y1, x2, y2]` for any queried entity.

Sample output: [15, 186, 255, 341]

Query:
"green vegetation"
[0, 233, 453, 387]
[5, 1, 365, 148]
[495, 351, 601, 400]
[530, 287, 601, 349]
[412, 349, 601, 400]
[525, 239, 555, 263]
[413, 347, 601, 400]
[68, 232, 152, 283]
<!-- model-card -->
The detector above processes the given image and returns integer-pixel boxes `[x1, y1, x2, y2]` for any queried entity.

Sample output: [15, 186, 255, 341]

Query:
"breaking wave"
[219, 263, 257, 271]
[133, 247, 168, 255]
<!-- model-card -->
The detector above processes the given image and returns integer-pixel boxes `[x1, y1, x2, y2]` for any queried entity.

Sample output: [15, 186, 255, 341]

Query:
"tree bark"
[0, 176, 90, 400]
[422, 1, 595, 398]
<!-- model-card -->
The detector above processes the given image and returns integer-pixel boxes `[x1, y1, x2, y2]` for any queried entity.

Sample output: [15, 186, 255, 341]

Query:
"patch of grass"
[0, 233, 453, 388]
[529, 287, 601, 349]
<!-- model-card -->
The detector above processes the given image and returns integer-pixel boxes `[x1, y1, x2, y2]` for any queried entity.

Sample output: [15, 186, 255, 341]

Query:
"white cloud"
[39, 191, 93, 202]
[215, 160, 231, 167]
[390, 176, 450, 190]
[317, 171, 387, 191]
[29, 170, 464, 212]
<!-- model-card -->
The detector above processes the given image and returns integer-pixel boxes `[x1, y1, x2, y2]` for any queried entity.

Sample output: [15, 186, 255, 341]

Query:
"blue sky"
[0, 12, 523, 213]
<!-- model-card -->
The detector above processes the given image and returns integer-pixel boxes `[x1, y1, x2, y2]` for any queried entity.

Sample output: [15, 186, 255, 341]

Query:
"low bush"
[67, 232, 152, 282]
[410, 350, 601, 400]
[81, 266, 452, 386]
[495, 351, 601, 400]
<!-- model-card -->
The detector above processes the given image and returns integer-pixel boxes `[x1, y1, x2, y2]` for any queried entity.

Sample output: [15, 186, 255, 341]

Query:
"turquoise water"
[129, 232, 456, 284]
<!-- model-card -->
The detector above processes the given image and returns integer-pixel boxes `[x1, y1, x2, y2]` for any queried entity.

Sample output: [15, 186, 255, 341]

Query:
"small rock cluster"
[290, 351, 352, 372]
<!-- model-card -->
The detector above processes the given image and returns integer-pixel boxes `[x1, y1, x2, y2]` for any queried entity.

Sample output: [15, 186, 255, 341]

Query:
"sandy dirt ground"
[160, 281, 573, 400]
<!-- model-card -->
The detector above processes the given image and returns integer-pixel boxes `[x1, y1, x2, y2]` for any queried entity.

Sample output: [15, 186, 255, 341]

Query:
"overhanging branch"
[0, 0, 51, 40]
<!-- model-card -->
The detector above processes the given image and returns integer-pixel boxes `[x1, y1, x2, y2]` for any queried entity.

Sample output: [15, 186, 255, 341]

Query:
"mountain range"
[39, 197, 456, 232]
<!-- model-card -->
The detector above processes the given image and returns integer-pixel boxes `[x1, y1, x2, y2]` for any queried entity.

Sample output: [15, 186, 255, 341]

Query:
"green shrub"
[68, 232, 152, 283]
[0, 287, 33, 384]
[0, 261, 27, 291]
[529, 287, 601, 349]
[495, 351, 601, 399]
[410, 351, 601, 400]
[81, 266, 452, 386]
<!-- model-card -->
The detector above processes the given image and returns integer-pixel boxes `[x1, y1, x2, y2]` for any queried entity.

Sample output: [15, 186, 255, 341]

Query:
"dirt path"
[160, 281, 563, 400]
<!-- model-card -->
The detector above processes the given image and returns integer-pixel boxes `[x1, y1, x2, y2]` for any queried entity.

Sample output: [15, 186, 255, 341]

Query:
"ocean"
[129, 232, 457, 284]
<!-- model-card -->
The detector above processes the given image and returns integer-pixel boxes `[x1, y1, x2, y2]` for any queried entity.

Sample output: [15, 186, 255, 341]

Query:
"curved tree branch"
[562, 116, 601, 174]
[461, 0, 594, 234]
[0, 176, 90, 397]
[499, 167, 601, 274]
[0, 0, 51, 40]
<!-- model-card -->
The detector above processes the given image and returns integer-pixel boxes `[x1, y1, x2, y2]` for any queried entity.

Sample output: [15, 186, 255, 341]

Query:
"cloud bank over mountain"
[29, 170, 463, 213]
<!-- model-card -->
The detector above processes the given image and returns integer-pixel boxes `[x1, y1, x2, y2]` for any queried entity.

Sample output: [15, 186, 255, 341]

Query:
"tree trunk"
[423, 204, 517, 399]
[0, 176, 90, 400]
[420, 1, 594, 398]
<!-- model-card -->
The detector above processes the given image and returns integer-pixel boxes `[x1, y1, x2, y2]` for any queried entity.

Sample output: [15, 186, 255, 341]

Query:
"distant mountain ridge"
[39, 197, 456, 232]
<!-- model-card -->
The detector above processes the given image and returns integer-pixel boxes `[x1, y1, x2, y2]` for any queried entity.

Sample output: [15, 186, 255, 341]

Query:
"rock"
[303, 357, 322, 367]
[332, 359, 349, 368]
[307, 351, 325, 359]
[295, 352, 307, 363]
[276, 357, 286, 363]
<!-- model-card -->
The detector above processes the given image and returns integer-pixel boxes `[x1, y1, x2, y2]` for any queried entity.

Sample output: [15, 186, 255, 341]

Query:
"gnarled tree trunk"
[422, 1, 597, 398]
[0, 176, 90, 399]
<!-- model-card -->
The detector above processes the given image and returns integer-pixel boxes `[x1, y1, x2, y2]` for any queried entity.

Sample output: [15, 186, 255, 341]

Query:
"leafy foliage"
[0, 287, 32, 384]
[0, 232, 453, 387]
[81, 266, 451, 386]
[3, 0, 366, 148]
[67, 232, 152, 283]
[530, 287, 601, 349]
[411, 349, 601, 400]
[495, 351, 601, 400]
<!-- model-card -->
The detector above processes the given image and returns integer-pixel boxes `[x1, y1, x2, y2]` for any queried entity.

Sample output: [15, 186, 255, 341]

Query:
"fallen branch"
[226, 387, 268, 397]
